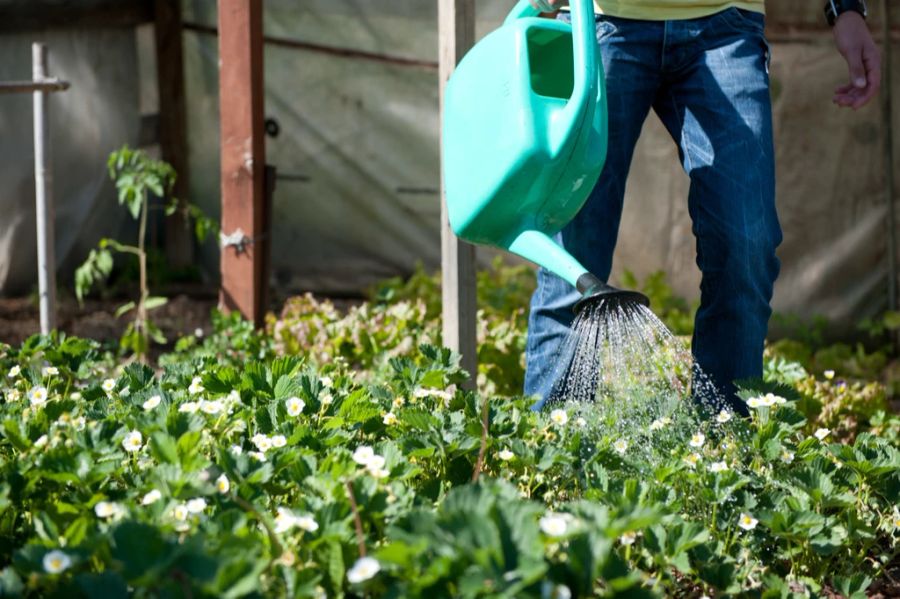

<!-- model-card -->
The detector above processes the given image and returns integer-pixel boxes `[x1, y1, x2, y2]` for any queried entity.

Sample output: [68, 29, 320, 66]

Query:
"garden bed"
[0, 265, 897, 597]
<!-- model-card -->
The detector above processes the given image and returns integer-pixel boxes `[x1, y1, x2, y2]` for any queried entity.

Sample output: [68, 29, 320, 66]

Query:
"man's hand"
[529, 0, 561, 12]
[832, 11, 881, 109]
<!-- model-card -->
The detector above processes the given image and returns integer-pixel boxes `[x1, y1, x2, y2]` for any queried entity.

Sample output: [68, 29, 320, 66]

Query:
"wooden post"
[217, 0, 267, 326]
[438, 0, 477, 388]
[32, 43, 57, 335]
[154, 0, 193, 269]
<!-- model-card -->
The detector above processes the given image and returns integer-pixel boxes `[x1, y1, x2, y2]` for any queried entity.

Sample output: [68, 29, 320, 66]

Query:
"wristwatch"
[824, 0, 868, 26]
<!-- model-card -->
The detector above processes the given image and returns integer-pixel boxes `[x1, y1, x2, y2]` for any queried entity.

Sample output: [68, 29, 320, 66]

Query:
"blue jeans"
[525, 8, 782, 414]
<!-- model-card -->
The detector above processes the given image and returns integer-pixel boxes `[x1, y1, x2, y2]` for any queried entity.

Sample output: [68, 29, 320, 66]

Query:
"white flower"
[248, 451, 267, 462]
[271, 434, 287, 448]
[824, 370, 835, 380]
[28, 386, 49, 406]
[286, 396, 305, 417]
[5, 389, 21, 402]
[178, 401, 199, 413]
[543, 584, 572, 599]
[230, 444, 243, 456]
[716, 410, 733, 424]
[575, 417, 587, 427]
[94, 501, 123, 519]
[613, 439, 628, 455]
[746, 396, 764, 409]
[122, 430, 143, 452]
[200, 399, 224, 415]
[33, 434, 49, 448]
[498, 448, 515, 461]
[709, 461, 729, 473]
[42, 550, 71, 574]
[7, 365, 20, 378]
[274, 507, 297, 533]
[814, 428, 831, 441]
[143, 395, 162, 411]
[781, 450, 795, 464]
[392, 396, 405, 409]
[347, 556, 380, 583]
[101, 378, 117, 393]
[194, 327, 204, 338]
[382, 412, 398, 425]
[684, 453, 701, 469]
[738, 513, 758, 531]
[619, 531, 637, 546]
[768, 393, 787, 405]
[251, 433, 272, 452]
[142, 489, 162, 505]
[72, 416, 86, 431]
[689, 432, 706, 448]
[186, 498, 207, 513]
[216, 474, 230, 494]
[369, 466, 390, 479]
[549, 409, 568, 426]
[352, 446, 376, 465]
[320, 376, 333, 388]
[363, 454, 389, 479]
[188, 376, 204, 395]
[172, 504, 189, 521]
[295, 514, 319, 532]
[42, 366, 59, 377]
[538, 513, 569, 537]
[649, 416, 672, 431]
[320, 392, 333, 406]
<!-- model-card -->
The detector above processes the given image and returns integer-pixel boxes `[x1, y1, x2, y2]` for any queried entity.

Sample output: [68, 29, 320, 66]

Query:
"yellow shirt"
[572, 1, 765, 20]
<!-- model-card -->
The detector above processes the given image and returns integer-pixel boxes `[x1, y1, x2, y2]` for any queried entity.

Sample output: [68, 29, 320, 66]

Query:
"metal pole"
[32, 42, 57, 334]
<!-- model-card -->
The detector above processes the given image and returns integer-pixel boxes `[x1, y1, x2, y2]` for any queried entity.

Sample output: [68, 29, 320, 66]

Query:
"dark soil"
[0, 292, 216, 349]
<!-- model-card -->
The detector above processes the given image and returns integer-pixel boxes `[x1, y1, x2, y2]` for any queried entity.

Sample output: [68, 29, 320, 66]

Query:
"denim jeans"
[525, 8, 782, 414]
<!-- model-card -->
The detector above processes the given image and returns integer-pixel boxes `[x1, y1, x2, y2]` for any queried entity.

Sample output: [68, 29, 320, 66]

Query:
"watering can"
[442, 0, 648, 312]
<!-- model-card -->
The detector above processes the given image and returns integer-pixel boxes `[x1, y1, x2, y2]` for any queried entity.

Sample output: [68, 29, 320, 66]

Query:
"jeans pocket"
[558, 11, 615, 42]
[718, 7, 766, 35]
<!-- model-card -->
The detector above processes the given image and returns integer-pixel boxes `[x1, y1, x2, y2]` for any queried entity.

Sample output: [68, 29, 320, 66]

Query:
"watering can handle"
[504, 0, 598, 153]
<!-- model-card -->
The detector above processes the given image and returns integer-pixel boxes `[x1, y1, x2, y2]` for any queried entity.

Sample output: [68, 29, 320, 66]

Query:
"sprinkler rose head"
[573, 273, 650, 314]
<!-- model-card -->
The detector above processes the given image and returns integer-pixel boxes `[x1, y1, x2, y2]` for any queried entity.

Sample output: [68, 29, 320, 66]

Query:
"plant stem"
[472, 396, 489, 482]
[345, 480, 367, 557]
[137, 191, 149, 362]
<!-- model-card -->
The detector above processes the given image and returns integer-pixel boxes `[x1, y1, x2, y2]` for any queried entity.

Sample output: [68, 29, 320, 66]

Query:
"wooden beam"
[0, 1, 154, 32]
[154, 0, 193, 269]
[438, 0, 477, 388]
[217, 0, 267, 327]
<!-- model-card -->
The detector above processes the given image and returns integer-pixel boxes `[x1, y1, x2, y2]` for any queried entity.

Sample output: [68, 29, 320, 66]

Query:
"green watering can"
[442, 0, 648, 312]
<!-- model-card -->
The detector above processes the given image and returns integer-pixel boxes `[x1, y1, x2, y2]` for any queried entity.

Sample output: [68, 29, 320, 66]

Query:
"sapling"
[75, 145, 215, 361]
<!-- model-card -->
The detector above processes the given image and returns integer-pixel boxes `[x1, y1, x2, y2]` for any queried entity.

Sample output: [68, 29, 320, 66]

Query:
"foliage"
[74, 146, 216, 362]
[0, 334, 897, 598]
[271, 258, 534, 397]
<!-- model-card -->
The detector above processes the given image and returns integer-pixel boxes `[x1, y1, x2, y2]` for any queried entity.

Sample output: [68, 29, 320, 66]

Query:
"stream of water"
[545, 297, 727, 435]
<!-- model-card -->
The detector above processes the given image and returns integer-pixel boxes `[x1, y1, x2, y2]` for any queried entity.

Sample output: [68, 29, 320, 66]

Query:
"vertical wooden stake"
[32, 42, 57, 334]
[154, 0, 193, 269]
[438, 0, 477, 388]
[218, 0, 266, 326]
[880, 0, 897, 315]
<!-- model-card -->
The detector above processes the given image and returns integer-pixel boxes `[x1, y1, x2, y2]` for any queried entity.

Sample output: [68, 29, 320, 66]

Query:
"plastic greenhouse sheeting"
[0, 0, 897, 338]
[0, 28, 140, 296]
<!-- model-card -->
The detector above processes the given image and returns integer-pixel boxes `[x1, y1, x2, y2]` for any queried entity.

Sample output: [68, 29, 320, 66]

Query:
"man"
[524, 0, 881, 413]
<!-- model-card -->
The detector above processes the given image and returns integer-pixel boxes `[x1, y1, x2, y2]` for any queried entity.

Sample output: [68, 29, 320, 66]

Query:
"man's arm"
[831, 11, 881, 109]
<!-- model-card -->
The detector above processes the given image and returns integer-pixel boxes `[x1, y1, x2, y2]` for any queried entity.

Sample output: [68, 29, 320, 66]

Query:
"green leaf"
[114, 301, 136, 318]
[144, 296, 168, 311]
[111, 521, 172, 582]
[151, 432, 179, 465]
[76, 572, 129, 599]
